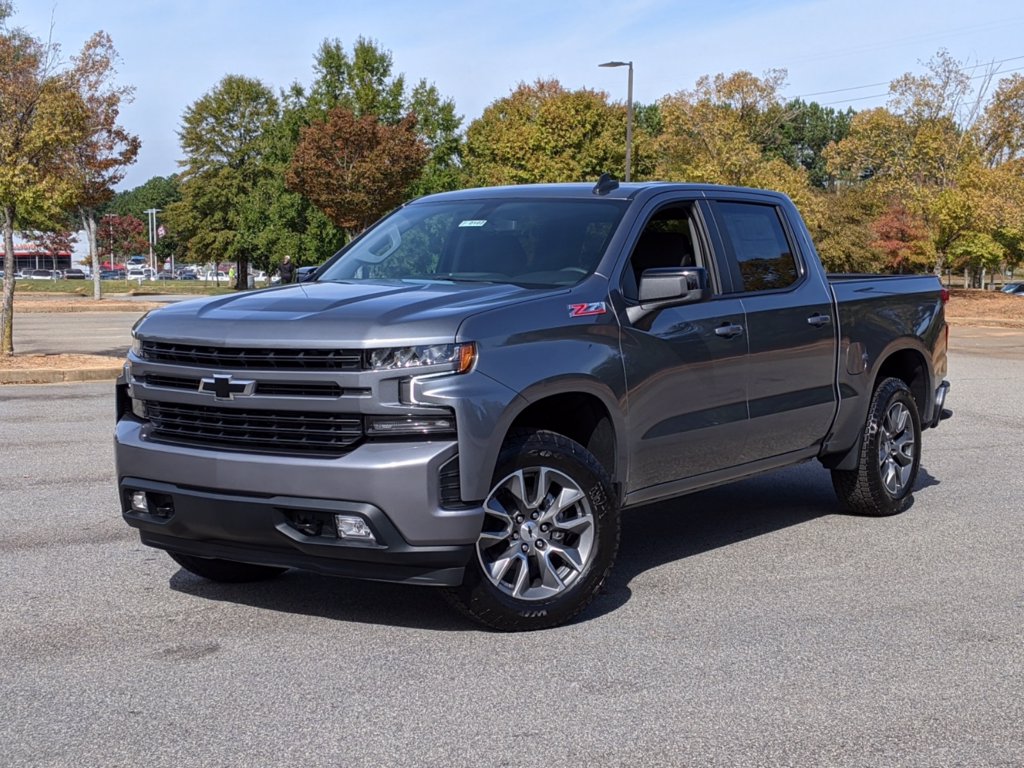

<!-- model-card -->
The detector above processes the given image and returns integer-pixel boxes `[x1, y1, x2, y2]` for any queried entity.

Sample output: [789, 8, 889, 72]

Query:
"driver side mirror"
[628, 267, 710, 323]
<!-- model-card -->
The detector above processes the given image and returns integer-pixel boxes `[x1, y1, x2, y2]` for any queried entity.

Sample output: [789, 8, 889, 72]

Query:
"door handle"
[714, 323, 744, 339]
[807, 313, 832, 328]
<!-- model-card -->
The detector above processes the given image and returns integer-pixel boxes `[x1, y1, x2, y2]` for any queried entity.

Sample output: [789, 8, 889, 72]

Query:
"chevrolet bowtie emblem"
[198, 374, 255, 400]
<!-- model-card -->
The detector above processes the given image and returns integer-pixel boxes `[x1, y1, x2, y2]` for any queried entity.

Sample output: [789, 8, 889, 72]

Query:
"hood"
[135, 279, 565, 347]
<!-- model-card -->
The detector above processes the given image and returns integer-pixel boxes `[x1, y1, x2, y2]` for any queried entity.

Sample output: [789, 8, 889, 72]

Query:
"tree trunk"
[2, 205, 17, 356]
[81, 208, 102, 301]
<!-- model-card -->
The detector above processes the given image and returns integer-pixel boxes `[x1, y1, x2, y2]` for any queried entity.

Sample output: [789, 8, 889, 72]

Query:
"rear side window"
[715, 202, 799, 292]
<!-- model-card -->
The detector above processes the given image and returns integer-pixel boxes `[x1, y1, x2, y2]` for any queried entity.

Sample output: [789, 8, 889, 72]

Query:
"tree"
[870, 202, 935, 273]
[655, 70, 819, 223]
[0, 4, 87, 355]
[306, 36, 406, 122]
[287, 108, 427, 233]
[463, 79, 648, 186]
[106, 174, 180, 217]
[98, 213, 147, 268]
[166, 75, 280, 288]
[68, 31, 139, 300]
[979, 74, 1024, 168]
[407, 79, 463, 195]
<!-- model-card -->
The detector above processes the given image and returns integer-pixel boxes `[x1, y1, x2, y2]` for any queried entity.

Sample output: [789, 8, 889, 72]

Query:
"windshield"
[318, 198, 628, 287]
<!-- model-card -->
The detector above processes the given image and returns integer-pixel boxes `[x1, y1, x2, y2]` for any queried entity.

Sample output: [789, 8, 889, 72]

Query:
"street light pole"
[599, 60, 633, 182]
[144, 208, 161, 274]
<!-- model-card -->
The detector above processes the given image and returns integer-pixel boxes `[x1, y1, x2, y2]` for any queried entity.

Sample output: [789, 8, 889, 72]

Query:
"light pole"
[599, 60, 633, 182]
[144, 208, 161, 274]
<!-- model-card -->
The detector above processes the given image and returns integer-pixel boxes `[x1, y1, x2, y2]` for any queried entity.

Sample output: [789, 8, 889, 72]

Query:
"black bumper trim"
[120, 477, 473, 587]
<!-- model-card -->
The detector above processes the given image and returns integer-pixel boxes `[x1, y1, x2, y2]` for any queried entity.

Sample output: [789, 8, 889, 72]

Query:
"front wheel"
[831, 377, 922, 516]
[167, 552, 287, 583]
[446, 430, 620, 631]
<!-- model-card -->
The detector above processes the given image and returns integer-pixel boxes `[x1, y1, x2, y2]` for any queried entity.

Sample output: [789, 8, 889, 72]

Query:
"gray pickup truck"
[116, 179, 951, 630]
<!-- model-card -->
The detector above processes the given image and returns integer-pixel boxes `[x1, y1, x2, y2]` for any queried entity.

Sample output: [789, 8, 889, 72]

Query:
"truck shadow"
[169, 462, 939, 631]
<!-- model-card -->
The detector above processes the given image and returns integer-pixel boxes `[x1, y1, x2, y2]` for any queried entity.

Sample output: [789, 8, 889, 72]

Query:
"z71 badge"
[568, 302, 607, 318]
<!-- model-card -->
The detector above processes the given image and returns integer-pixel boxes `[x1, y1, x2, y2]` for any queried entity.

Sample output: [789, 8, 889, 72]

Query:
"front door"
[618, 198, 750, 493]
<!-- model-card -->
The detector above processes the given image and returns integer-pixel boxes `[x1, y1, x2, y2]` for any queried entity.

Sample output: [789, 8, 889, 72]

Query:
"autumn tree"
[656, 69, 821, 229]
[68, 31, 139, 300]
[287, 109, 427, 233]
[463, 79, 648, 186]
[98, 213, 147, 269]
[870, 202, 935, 273]
[0, 4, 87, 355]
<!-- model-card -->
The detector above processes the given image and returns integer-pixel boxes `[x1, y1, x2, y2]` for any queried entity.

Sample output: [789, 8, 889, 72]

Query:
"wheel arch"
[822, 339, 934, 471]
[473, 380, 626, 504]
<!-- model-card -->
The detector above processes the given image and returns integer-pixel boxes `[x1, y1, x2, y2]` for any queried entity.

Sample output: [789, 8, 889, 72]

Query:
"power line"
[795, 54, 1024, 101]
[810, 64, 1024, 107]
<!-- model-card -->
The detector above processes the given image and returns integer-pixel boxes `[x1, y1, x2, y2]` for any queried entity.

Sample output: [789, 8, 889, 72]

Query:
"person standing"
[279, 255, 295, 284]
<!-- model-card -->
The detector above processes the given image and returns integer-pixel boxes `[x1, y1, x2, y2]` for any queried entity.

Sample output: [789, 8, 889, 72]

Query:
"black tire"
[167, 552, 287, 583]
[831, 377, 922, 516]
[446, 429, 620, 631]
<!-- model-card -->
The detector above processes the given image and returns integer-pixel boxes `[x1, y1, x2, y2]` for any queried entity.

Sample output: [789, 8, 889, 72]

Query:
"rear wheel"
[167, 552, 287, 583]
[831, 377, 922, 516]
[447, 430, 619, 631]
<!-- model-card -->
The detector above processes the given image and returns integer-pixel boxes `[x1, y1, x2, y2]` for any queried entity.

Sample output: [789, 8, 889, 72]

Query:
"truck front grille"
[146, 402, 363, 456]
[140, 373, 360, 399]
[141, 341, 363, 370]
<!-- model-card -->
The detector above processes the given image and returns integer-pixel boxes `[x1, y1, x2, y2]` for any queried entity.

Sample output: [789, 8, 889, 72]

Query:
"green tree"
[306, 36, 406, 122]
[0, 3, 87, 354]
[166, 75, 279, 288]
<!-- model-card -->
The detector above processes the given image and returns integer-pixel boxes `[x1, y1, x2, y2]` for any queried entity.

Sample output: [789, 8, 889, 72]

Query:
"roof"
[414, 181, 789, 204]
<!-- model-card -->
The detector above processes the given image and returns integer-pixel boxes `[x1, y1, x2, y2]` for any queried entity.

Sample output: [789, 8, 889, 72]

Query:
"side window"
[715, 202, 799, 292]
[623, 204, 702, 299]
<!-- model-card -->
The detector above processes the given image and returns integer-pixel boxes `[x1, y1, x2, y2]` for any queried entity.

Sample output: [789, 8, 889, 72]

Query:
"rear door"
[706, 195, 837, 463]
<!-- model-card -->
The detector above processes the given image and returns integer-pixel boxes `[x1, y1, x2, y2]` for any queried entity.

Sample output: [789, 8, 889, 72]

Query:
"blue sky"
[14, 0, 1024, 190]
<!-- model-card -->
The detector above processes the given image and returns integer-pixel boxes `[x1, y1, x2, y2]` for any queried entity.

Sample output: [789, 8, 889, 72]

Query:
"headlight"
[130, 335, 143, 357]
[366, 342, 476, 373]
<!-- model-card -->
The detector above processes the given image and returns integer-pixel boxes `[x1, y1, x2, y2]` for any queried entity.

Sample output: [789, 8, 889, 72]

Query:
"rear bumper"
[928, 380, 952, 429]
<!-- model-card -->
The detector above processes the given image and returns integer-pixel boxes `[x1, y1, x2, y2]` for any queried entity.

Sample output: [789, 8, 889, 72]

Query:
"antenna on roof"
[592, 173, 619, 196]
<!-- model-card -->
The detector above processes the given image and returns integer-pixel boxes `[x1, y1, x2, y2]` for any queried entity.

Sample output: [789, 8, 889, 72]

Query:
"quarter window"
[716, 202, 799, 292]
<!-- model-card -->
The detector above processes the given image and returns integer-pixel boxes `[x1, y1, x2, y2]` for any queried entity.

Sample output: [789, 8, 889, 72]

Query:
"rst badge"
[568, 302, 607, 318]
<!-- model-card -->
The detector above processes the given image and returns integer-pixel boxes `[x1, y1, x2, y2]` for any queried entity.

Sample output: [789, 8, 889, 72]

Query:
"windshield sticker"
[568, 302, 607, 318]
[458, 219, 488, 228]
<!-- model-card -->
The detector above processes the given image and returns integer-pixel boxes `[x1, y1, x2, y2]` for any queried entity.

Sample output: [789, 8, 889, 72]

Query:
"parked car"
[155, 271, 177, 281]
[177, 272, 198, 281]
[28, 269, 59, 280]
[99, 269, 125, 280]
[64, 268, 87, 280]
[1001, 282, 1024, 295]
[118, 180, 952, 631]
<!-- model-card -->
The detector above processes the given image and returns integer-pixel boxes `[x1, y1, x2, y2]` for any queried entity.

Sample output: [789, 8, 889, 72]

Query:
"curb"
[0, 367, 123, 385]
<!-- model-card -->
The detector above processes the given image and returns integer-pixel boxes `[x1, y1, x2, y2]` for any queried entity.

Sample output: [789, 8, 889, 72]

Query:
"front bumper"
[115, 417, 482, 587]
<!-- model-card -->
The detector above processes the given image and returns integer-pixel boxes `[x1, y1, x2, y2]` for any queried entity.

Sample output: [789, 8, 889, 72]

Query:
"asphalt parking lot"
[0, 332, 1021, 767]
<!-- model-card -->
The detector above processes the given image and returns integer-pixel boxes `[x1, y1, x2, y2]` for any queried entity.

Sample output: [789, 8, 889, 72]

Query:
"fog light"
[335, 515, 376, 543]
[130, 491, 148, 513]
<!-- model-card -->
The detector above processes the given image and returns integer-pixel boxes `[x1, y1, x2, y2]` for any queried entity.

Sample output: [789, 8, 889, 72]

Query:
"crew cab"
[116, 180, 951, 630]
